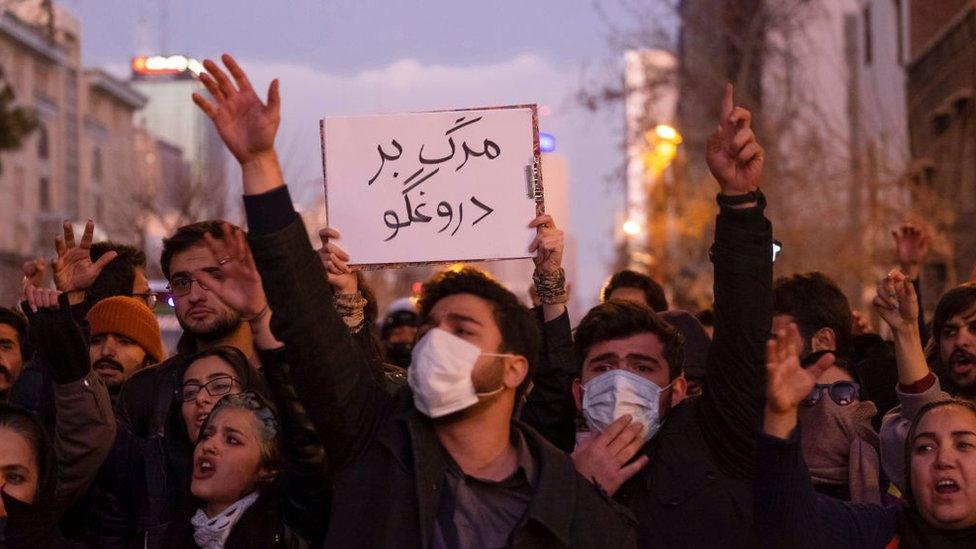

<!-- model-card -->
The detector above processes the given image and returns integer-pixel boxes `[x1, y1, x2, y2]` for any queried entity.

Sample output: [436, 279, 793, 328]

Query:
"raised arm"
[193, 55, 386, 466]
[757, 324, 897, 548]
[22, 288, 116, 510]
[698, 84, 773, 478]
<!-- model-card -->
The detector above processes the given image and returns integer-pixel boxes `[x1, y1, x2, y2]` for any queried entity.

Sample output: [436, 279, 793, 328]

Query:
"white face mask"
[407, 328, 513, 418]
[581, 369, 673, 443]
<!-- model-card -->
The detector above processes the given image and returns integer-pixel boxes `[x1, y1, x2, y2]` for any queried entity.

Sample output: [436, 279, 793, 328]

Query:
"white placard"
[321, 106, 541, 267]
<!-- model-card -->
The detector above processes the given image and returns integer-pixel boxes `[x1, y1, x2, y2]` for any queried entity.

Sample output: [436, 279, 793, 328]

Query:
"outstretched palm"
[196, 223, 267, 318]
[192, 54, 280, 165]
[765, 324, 833, 414]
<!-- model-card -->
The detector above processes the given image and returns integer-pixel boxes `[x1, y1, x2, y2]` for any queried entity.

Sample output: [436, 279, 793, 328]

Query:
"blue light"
[539, 132, 556, 153]
[167, 296, 176, 308]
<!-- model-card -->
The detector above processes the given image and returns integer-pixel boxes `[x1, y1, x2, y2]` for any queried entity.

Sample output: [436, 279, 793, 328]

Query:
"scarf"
[190, 491, 260, 549]
[896, 505, 976, 548]
[799, 398, 882, 504]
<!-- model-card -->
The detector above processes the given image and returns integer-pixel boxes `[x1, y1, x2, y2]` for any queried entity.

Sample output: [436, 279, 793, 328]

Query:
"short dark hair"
[601, 270, 668, 312]
[0, 306, 31, 361]
[931, 283, 976, 351]
[160, 220, 233, 280]
[575, 300, 685, 380]
[695, 308, 714, 327]
[86, 242, 147, 308]
[773, 272, 853, 360]
[418, 267, 540, 399]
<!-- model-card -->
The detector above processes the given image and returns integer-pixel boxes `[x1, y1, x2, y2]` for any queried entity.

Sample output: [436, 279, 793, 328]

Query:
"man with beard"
[0, 307, 30, 402]
[116, 220, 257, 438]
[930, 283, 976, 399]
[86, 296, 164, 400]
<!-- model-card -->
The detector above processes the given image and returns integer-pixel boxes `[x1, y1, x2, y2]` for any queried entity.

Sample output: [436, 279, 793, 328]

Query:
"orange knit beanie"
[86, 296, 165, 363]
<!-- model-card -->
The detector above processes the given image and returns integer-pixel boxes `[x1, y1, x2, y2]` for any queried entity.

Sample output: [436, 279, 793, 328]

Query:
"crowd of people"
[0, 54, 974, 548]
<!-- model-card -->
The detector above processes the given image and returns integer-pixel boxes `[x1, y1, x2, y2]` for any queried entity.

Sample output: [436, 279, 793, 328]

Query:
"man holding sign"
[193, 55, 636, 547]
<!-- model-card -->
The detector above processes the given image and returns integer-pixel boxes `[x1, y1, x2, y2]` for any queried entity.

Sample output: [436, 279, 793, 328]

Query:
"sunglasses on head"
[801, 381, 861, 407]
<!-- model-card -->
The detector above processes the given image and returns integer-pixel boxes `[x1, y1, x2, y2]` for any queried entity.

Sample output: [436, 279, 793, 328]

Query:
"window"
[863, 7, 873, 64]
[92, 146, 102, 181]
[39, 177, 50, 211]
[37, 124, 49, 159]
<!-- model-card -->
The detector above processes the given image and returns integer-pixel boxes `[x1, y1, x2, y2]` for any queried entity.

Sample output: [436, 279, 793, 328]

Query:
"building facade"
[907, 0, 976, 289]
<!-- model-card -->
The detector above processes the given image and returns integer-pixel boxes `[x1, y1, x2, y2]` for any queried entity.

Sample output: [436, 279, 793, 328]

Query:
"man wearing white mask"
[563, 84, 773, 548]
[192, 54, 636, 548]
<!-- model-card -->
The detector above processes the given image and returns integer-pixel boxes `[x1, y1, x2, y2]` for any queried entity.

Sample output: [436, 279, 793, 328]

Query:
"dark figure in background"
[381, 306, 420, 369]
[929, 283, 976, 400]
[601, 270, 668, 312]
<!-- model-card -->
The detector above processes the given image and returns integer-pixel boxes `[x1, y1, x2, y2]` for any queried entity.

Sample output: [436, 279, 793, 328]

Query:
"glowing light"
[623, 220, 642, 236]
[539, 132, 556, 153]
[166, 296, 175, 308]
[654, 124, 682, 143]
[132, 55, 204, 76]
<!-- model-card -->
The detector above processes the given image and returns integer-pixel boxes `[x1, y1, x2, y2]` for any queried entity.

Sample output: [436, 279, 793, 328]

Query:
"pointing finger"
[721, 83, 734, 121]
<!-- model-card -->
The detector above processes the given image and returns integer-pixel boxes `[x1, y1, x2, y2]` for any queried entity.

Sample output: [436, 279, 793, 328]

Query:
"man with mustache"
[930, 283, 976, 399]
[0, 307, 30, 402]
[86, 296, 164, 399]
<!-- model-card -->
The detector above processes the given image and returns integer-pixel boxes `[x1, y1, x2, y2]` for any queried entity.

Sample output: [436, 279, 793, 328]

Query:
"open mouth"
[194, 456, 216, 479]
[935, 478, 960, 495]
[952, 353, 976, 375]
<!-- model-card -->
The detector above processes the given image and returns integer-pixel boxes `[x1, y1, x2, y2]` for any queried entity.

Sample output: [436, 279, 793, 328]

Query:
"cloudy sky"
[65, 0, 653, 309]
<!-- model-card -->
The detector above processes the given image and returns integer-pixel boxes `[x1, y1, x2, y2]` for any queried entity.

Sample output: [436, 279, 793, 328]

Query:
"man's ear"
[811, 327, 837, 352]
[670, 376, 688, 408]
[504, 355, 529, 390]
[572, 378, 584, 412]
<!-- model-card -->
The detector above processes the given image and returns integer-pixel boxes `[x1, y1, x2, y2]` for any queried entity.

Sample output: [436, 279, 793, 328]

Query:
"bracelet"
[716, 190, 758, 206]
[533, 267, 569, 305]
[244, 305, 270, 323]
[334, 292, 367, 330]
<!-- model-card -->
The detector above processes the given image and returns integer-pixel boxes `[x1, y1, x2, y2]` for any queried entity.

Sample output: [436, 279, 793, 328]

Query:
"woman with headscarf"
[756, 324, 976, 548]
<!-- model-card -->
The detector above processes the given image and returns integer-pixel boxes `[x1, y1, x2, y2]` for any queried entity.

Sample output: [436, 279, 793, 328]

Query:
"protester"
[928, 283, 976, 400]
[0, 307, 29, 402]
[191, 53, 637, 547]
[755, 324, 976, 548]
[116, 220, 258, 440]
[0, 402, 54, 544]
[86, 296, 164, 397]
[601, 269, 668, 312]
[380, 302, 420, 369]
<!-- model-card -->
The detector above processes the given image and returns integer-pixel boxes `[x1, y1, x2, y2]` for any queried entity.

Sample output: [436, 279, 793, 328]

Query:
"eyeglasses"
[177, 376, 240, 402]
[801, 381, 861, 407]
[167, 271, 223, 297]
[131, 292, 158, 309]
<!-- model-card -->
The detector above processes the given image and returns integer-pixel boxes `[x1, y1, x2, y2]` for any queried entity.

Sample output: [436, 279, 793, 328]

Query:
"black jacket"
[244, 186, 637, 548]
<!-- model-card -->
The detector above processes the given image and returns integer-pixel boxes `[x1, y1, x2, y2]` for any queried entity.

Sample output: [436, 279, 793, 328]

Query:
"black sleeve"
[754, 429, 898, 549]
[259, 347, 331, 544]
[698, 194, 772, 479]
[245, 186, 387, 469]
[519, 307, 578, 452]
[25, 294, 89, 385]
[912, 277, 931, 348]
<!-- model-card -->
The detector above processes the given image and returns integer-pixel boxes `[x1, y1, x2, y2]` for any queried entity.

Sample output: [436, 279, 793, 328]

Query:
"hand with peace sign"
[706, 84, 765, 198]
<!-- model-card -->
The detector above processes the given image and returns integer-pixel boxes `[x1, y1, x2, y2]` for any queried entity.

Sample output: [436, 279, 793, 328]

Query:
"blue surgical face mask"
[581, 369, 673, 443]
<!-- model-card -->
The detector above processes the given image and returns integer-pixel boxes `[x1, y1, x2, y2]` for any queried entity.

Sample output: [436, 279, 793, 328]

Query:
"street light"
[622, 220, 642, 236]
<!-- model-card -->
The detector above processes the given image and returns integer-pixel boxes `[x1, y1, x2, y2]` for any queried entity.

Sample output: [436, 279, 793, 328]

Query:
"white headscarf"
[190, 491, 260, 549]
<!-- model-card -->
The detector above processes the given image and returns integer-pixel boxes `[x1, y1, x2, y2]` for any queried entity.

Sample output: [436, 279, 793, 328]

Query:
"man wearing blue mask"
[566, 84, 773, 548]
[192, 54, 636, 548]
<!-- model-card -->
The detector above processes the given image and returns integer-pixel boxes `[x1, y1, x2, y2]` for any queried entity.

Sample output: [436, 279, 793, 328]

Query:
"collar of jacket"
[377, 396, 577, 547]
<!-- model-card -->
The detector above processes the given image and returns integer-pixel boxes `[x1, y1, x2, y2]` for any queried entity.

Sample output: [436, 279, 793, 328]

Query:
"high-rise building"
[130, 54, 227, 223]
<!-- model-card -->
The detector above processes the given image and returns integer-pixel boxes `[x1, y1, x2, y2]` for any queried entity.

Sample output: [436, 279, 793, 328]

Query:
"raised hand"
[763, 324, 834, 438]
[318, 228, 358, 294]
[528, 214, 564, 275]
[572, 414, 650, 496]
[851, 309, 874, 336]
[196, 223, 268, 318]
[706, 84, 764, 196]
[892, 224, 929, 278]
[872, 269, 919, 333]
[51, 220, 117, 293]
[192, 54, 280, 166]
[24, 285, 61, 313]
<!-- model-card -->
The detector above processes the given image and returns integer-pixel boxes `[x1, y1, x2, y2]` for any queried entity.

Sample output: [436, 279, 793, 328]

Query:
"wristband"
[533, 267, 568, 305]
[716, 190, 759, 206]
